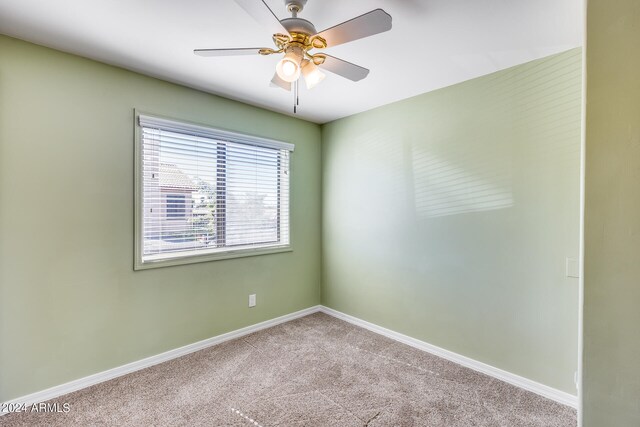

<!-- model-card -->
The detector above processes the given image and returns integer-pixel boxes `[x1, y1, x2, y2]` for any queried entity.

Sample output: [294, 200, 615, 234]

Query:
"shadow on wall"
[411, 140, 514, 218]
[331, 48, 580, 237]
[348, 117, 514, 221]
[407, 50, 580, 219]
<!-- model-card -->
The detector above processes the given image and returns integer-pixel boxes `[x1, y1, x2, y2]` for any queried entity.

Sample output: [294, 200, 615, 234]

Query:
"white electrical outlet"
[249, 294, 256, 308]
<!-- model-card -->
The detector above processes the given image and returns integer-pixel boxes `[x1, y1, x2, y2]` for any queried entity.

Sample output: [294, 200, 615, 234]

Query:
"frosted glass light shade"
[270, 72, 291, 91]
[276, 47, 303, 82]
[301, 59, 325, 89]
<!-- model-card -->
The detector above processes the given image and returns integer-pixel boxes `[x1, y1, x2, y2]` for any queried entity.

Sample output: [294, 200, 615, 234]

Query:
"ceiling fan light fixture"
[301, 59, 325, 89]
[276, 46, 303, 82]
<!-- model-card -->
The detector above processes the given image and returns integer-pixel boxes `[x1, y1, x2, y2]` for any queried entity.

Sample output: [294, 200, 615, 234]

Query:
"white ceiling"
[0, 0, 582, 123]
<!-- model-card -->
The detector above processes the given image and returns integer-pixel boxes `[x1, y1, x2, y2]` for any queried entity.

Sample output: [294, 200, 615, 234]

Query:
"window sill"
[134, 245, 292, 270]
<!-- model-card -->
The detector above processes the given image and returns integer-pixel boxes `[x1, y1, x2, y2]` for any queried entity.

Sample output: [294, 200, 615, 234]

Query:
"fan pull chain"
[293, 80, 299, 114]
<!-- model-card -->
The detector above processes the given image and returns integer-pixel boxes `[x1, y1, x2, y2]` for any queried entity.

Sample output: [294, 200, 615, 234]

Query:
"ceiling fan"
[194, 0, 392, 112]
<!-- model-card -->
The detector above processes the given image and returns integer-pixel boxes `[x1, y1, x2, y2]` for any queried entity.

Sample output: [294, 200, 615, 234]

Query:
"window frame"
[133, 110, 294, 271]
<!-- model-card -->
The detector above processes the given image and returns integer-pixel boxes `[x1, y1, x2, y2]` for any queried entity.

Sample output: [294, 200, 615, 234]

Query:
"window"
[135, 113, 293, 269]
[166, 194, 186, 219]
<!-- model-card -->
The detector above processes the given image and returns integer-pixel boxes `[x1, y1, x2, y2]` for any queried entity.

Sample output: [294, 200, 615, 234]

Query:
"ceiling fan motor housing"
[280, 17, 317, 36]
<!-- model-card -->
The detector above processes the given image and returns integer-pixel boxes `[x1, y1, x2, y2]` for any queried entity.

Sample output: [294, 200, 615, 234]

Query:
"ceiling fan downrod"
[285, 0, 306, 18]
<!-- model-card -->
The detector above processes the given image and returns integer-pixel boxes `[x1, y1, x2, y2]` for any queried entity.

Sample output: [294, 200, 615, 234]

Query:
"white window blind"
[136, 114, 293, 268]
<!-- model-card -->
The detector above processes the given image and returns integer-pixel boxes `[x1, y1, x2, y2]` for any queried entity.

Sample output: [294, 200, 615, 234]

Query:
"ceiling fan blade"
[194, 48, 267, 57]
[234, 0, 289, 36]
[316, 54, 369, 82]
[270, 72, 291, 91]
[314, 9, 392, 48]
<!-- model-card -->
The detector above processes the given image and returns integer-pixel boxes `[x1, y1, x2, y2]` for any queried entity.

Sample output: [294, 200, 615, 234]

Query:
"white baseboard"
[319, 306, 578, 408]
[2, 303, 577, 415]
[0, 305, 322, 415]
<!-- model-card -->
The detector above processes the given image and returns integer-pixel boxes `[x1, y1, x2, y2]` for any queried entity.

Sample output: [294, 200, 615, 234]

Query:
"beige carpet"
[1, 312, 576, 426]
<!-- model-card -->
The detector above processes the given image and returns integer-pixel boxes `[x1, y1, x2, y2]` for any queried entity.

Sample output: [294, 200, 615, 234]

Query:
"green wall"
[583, 0, 640, 424]
[322, 49, 582, 394]
[0, 36, 321, 401]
